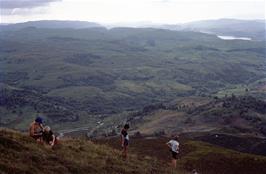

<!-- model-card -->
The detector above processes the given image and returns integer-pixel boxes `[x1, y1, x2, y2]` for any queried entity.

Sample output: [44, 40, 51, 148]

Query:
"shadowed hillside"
[86, 96, 266, 158]
[96, 136, 266, 174]
[2, 128, 266, 174]
[123, 96, 266, 137]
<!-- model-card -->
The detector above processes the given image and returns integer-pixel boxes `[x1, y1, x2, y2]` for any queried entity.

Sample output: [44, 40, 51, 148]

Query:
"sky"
[0, 0, 265, 24]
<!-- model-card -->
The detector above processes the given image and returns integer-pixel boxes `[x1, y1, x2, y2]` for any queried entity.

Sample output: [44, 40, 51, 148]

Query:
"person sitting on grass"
[29, 117, 44, 142]
[42, 126, 57, 148]
[166, 135, 180, 169]
[121, 123, 130, 159]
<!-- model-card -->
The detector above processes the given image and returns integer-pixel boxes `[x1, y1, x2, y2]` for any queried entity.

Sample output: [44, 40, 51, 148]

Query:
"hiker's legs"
[122, 139, 129, 159]
[36, 138, 42, 144]
[172, 159, 177, 168]
[31, 134, 43, 144]
[55, 137, 59, 144]
[122, 144, 128, 159]
[171, 151, 177, 168]
[52, 137, 59, 147]
[122, 146, 128, 159]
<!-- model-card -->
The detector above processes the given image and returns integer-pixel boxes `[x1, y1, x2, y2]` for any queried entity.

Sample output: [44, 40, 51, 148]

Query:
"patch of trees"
[125, 103, 167, 126]
[222, 95, 266, 114]
[64, 53, 102, 66]
[0, 72, 28, 85]
[0, 88, 80, 123]
[58, 74, 115, 87]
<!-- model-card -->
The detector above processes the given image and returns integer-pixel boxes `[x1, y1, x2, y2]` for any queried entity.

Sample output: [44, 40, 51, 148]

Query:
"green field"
[0, 27, 265, 130]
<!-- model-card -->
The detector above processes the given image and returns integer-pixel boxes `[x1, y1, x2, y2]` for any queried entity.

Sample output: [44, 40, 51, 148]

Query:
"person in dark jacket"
[121, 124, 130, 159]
[42, 126, 57, 148]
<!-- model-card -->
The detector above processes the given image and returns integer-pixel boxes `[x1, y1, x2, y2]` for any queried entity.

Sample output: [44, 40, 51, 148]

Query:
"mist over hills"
[1, 18, 265, 40]
[120, 19, 266, 41]
[182, 19, 266, 41]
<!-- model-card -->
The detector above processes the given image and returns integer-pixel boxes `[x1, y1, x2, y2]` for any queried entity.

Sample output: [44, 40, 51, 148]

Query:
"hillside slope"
[97, 136, 266, 174]
[0, 129, 183, 174]
[1, 129, 266, 174]
[89, 96, 266, 157]
[126, 96, 266, 137]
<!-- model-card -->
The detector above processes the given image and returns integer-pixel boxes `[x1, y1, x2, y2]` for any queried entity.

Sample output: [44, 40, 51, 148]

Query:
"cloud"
[1, 0, 264, 23]
[0, 0, 61, 9]
[0, 0, 61, 15]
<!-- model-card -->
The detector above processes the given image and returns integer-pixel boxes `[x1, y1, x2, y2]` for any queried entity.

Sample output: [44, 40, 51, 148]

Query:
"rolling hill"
[0, 20, 103, 31]
[182, 19, 265, 41]
[94, 95, 265, 157]
[112, 19, 266, 41]
[0, 24, 265, 131]
[127, 95, 266, 136]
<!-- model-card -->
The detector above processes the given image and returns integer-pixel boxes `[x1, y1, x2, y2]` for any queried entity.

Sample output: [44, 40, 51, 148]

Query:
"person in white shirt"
[166, 135, 180, 168]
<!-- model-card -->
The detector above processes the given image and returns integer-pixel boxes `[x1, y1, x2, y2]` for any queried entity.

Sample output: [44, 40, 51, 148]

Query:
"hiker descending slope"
[121, 124, 130, 159]
[29, 117, 44, 142]
[166, 135, 180, 168]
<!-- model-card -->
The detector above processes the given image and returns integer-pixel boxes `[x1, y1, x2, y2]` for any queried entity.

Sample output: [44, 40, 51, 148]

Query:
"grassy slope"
[181, 141, 266, 174]
[97, 136, 266, 174]
[2, 128, 266, 174]
[124, 96, 266, 138]
[0, 129, 185, 174]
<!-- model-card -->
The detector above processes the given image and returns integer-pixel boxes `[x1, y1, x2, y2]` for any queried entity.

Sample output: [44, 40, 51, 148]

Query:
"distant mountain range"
[0, 20, 103, 30]
[128, 19, 265, 41]
[1, 19, 265, 40]
[181, 19, 266, 41]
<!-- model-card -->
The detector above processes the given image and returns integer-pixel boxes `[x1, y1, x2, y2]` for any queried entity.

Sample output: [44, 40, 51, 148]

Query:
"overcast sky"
[0, 0, 265, 24]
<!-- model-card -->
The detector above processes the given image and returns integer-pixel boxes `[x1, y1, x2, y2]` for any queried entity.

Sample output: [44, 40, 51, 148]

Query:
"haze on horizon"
[0, 0, 265, 25]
